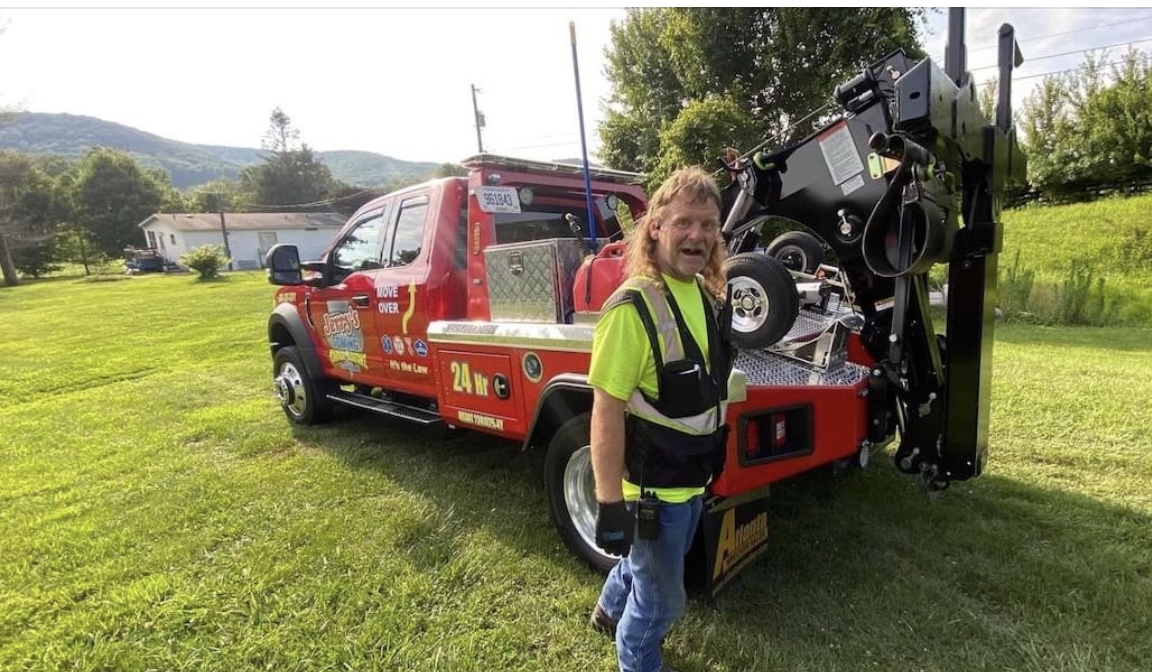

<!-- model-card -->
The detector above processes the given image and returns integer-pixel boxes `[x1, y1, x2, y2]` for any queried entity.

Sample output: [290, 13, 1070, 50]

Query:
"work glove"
[595, 500, 634, 557]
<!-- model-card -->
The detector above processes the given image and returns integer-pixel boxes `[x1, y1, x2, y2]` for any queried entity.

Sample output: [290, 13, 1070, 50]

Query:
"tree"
[599, 8, 927, 175]
[650, 96, 758, 188]
[240, 108, 333, 210]
[0, 151, 61, 283]
[71, 147, 167, 257]
[1019, 49, 1152, 199]
[187, 179, 250, 213]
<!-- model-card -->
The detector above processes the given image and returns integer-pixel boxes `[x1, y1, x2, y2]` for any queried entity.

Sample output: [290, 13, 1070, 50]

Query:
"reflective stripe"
[628, 388, 725, 434]
[606, 277, 723, 437]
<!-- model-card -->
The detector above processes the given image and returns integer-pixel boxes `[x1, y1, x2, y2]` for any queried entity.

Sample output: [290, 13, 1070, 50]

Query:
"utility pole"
[471, 84, 486, 154]
[218, 208, 233, 271]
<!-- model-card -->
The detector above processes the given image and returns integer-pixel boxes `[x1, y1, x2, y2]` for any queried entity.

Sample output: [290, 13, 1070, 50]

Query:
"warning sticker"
[818, 123, 865, 187]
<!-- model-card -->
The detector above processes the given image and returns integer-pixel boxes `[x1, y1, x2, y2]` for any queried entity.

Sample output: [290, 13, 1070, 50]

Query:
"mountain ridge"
[0, 111, 442, 190]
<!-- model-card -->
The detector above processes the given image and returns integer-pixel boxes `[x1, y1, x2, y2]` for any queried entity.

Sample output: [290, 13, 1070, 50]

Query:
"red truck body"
[266, 17, 1025, 595]
[267, 154, 884, 593]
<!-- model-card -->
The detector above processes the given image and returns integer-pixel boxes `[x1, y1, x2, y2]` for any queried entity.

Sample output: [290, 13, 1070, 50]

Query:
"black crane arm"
[719, 14, 1026, 487]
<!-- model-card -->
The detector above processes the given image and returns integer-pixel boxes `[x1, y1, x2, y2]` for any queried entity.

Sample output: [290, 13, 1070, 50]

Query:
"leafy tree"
[240, 108, 333, 210]
[1020, 49, 1152, 199]
[327, 181, 384, 218]
[650, 96, 758, 187]
[71, 147, 167, 256]
[432, 163, 468, 178]
[0, 151, 61, 282]
[187, 179, 250, 213]
[599, 8, 927, 175]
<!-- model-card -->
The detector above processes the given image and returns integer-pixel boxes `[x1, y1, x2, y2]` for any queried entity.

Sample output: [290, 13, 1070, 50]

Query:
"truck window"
[331, 211, 387, 275]
[388, 196, 428, 267]
[494, 203, 620, 244]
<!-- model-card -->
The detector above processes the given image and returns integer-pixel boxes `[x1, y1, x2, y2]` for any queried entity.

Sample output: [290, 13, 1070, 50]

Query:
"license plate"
[475, 186, 521, 214]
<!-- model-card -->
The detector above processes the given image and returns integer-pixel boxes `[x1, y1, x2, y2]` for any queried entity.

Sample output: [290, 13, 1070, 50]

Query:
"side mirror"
[266, 244, 302, 285]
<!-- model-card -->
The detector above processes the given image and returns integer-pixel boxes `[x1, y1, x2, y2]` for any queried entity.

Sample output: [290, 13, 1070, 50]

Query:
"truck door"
[369, 191, 437, 397]
[306, 207, 390, 383]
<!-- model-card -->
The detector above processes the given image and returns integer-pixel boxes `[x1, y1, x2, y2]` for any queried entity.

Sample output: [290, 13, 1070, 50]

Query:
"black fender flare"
[522, 373, 595, 452]
[267, 302, 324, 380]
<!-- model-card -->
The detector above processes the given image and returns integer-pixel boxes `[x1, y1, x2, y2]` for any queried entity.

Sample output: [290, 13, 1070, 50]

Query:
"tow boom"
[720, 10, 1026, 488]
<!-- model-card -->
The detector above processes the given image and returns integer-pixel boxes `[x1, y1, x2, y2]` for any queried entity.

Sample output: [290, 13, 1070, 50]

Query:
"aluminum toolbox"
[485, 238, 602, 323]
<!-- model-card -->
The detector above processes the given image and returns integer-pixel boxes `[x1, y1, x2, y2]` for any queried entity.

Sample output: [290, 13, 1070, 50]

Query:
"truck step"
[327, 391, 443, 426]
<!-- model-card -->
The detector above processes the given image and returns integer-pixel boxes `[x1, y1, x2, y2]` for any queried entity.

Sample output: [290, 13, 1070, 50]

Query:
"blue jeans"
[597, 496, 703, 672]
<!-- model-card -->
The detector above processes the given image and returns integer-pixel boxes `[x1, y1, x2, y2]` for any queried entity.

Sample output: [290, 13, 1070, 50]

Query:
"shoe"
[589, 604, 618, 638]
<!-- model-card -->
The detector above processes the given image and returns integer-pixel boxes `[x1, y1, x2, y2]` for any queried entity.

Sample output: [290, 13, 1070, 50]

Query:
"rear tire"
[544, 412, 618, 573]
[272, 346, 335, 425]
[725, 253, 801, 350]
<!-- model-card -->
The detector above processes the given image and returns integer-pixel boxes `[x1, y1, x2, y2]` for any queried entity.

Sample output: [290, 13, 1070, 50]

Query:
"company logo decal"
[323, 301, 366, 373]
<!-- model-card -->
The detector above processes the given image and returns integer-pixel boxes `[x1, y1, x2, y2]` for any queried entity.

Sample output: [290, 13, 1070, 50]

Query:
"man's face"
[650, 193, 721, 282]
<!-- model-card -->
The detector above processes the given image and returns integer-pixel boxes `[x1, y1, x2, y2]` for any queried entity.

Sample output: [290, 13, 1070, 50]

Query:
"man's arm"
[591, 387, 627, 503]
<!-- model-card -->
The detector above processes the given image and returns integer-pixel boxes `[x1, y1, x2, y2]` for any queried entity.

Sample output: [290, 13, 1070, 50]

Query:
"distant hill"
[0, 112, 441, 190]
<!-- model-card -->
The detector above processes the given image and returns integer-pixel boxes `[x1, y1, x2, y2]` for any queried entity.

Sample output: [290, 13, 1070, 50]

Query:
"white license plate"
[475, 186, 521, 214]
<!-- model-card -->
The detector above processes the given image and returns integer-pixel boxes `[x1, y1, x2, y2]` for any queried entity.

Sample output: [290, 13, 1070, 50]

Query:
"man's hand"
[595, 500, 634, 557]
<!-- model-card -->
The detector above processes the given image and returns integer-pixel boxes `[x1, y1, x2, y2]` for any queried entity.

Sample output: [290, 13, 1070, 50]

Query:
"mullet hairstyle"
[624, 166, 728, 300]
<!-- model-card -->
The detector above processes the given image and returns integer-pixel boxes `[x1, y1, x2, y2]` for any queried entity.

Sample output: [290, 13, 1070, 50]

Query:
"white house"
[137, 212, 347, 270]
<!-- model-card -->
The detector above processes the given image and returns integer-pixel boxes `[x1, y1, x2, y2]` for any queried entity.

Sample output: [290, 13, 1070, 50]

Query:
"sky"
[1, 5, 1151, 167]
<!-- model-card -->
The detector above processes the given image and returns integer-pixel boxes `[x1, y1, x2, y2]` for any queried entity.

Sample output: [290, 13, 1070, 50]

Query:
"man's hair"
[624, 166, 728, 299]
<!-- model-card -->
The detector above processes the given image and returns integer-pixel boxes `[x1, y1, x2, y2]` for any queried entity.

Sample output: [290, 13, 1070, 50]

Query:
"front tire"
[544, 412, 618, 572]
[272, 346, 335, 425]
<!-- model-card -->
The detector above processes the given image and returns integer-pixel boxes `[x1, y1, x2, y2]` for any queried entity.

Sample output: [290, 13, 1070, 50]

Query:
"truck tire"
[726, 253, 801, 350]
[765, 231, 824, 274]
[272, 346, 335, 425]
[545, 412, 618, 573]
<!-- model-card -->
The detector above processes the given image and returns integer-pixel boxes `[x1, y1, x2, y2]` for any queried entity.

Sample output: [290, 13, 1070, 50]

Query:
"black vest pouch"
[626, 414, 719, 489]
[657, 359, 711, 419]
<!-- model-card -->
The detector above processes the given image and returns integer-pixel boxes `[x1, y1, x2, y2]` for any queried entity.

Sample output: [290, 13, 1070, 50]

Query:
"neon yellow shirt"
[588, 273, 712, 503]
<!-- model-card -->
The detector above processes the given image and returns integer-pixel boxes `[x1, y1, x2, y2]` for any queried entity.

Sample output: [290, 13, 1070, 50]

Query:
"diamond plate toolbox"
[484, 238, 592, 323]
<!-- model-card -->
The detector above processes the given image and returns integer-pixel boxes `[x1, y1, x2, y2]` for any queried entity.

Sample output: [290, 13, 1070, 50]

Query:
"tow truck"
[264, 11, 1025, 594]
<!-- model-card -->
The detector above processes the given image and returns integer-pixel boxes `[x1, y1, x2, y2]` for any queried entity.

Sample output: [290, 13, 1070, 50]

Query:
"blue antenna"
[569, 21, 599, 251]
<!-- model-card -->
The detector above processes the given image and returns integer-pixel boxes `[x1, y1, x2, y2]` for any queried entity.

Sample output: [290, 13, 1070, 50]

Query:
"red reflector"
[745, 420, 760, 458]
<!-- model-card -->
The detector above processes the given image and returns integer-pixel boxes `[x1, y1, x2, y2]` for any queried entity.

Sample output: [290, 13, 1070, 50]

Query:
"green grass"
[2, 272, 1150, 671]
[1000, 193, 1152, 325]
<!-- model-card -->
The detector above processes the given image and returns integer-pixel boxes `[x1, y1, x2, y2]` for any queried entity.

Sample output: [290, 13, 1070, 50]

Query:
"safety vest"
[602, 276, 733, 490]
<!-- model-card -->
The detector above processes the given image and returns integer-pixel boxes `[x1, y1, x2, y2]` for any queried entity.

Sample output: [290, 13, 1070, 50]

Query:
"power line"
[971, 35, 1152, 71]
[1014, 57, 1140, 82]
[967, 14, 1152, 52]
[244, 186, 380, 211]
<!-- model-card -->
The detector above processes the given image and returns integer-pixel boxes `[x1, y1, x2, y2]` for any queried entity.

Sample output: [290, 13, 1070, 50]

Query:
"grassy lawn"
[1, 270, 1150, 672]
[1001, 193, 1152, 325]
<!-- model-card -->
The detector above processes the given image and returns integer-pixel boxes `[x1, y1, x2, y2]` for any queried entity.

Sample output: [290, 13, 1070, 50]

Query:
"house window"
[147, 231, 158, 249]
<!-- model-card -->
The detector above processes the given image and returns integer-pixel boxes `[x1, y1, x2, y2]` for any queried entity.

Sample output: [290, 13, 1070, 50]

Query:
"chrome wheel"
[730, 275, 770, 336]
[563, 443, 608, 560]
[275, 361, 308, 420]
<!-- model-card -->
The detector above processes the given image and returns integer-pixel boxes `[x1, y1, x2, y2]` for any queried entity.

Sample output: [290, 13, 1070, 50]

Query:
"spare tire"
[765, 231, 825, 274]
[725, 253, 800, 350]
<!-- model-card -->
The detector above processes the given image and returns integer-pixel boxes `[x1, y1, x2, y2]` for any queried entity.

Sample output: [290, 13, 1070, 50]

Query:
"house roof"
[138, 212, 347, 232]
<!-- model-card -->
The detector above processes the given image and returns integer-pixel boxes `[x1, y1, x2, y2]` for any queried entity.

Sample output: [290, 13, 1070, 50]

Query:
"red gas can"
[573, 241, 627, 312]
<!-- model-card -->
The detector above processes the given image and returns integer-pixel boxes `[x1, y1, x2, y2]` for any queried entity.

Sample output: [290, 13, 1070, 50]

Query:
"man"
[587, 166, 732, 672]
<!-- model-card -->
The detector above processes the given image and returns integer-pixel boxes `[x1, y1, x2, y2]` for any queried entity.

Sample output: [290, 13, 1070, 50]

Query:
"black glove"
[595, 500, 634, 557]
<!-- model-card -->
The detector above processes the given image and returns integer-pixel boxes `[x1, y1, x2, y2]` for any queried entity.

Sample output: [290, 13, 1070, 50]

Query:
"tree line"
[4, 9, 1150, 284]
[0, 108, 462, 285]
[598, 8, 1152, 202]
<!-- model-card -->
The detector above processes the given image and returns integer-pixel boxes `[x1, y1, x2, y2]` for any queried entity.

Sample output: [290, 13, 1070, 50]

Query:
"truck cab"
[265, 155, 647, 426]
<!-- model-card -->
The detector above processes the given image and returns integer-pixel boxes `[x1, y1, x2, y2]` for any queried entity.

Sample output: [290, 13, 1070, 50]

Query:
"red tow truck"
[265, 15, 1024, 594]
